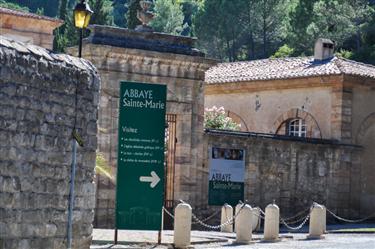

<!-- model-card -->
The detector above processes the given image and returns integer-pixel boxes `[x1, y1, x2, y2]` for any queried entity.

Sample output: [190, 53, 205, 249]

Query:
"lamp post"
[67, 1, 93, 249]
[73, 0, 93, 58]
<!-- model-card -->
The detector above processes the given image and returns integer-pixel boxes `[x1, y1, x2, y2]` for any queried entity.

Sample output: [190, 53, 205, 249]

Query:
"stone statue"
[135, 0, 155, 32]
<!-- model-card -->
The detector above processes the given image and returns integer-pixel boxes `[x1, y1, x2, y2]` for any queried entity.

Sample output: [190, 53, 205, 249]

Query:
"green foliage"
[151, 0, 186, 35]
[271, 44, 294, 58]
[336, 49, 353, 59]
[0, 0, 29, 11]
[4, 0, 59, 17]
[127, 0, 142, 29]
[113, 0, 128, 27]
[89, 0, 114, 25]
[195, 0, 292, 61]
[204, 106, 241, 131]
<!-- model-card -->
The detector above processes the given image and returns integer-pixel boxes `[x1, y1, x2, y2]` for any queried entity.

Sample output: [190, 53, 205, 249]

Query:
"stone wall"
[205, 76, 339, 139]
[197, 130, 362, 220]
[0, 37, 100, 249]
[0, 8, 63, 50]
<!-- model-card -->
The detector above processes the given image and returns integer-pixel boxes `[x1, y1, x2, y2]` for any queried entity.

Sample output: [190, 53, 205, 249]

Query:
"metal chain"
[281, 213, 311, 225]
[259, 208, 265, 216]
[281, 207, 311, 221]
[191, 209, 221, 225]
[326, 209, 375, 223]
[280, 215, 310, 230]
[191, 203, 247, 230]
[163, 207, 175, 219]
[252, 208, 265, 220]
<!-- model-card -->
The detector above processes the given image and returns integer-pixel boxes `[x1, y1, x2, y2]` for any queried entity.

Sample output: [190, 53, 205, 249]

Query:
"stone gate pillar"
[70, 25, 216, 228]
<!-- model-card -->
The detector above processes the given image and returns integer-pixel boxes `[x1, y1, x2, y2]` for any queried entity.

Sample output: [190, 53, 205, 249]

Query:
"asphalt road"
[91, 233, 375, 249]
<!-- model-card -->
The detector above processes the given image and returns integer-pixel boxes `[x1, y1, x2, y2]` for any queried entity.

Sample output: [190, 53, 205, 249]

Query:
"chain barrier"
[191, 209, 221, 225]
[163, 207, 175, 219]
[259, 208, 265, 216]
[326, 208, 375, 223]
[191, 203, 247, 230]
[280, 214, 310, 230]
[165, 203, 375, 231]
[252, 208, 265, 220]
[280, 207, 311, 222]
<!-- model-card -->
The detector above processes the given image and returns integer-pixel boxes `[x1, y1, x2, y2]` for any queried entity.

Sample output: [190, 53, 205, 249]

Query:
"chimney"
[314, 38, 335, 61]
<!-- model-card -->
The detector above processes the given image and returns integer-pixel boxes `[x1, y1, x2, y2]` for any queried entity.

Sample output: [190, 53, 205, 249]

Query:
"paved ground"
[91, 224, 375, 249]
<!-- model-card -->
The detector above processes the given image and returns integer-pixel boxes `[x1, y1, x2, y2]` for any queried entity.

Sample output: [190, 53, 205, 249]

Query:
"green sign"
[116, 81, 166, 230]
[208, 147, 245, 206]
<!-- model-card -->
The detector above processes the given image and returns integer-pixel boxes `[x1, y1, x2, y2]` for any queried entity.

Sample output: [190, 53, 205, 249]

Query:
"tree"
[0, 0, 29, 12]
[113, 0, 128, 27]
[151, 0, 186, 35]
[204, 106, 241, 130]
[5, 0, 59, 17]
[89, 0, 114, 25]
[287, 0, 318, 55]
[54, 0, 69, 52]
[178, 0, 201, 36]
[271, 44, 294, 58]
[287, 0, 374, 57]
[127, 0, 142, 29]
[195, 0, 245, 61]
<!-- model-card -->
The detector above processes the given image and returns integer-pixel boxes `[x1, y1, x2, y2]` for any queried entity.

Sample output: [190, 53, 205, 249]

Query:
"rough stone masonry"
[0, 37, 100, 249]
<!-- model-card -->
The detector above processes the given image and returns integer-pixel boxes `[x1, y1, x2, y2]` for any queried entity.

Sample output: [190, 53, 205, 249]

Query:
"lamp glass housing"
[73, 1, 93, 29]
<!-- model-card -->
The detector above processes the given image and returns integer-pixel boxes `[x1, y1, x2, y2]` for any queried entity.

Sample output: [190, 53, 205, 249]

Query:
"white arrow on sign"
[139, 171, 160, 188]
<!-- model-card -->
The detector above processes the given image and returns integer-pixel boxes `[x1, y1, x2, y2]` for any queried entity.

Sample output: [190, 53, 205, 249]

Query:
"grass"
[330, 228, 375, 233]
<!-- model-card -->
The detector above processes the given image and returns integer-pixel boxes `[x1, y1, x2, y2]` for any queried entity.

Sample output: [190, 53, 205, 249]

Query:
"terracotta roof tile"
[205, 57, 375, 84]
[0, 7, 63, 23]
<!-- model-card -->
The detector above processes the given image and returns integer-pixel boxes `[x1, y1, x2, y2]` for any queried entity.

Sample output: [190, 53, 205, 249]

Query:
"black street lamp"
[67, 2, 93, 249]
[73, 0, 93, 57]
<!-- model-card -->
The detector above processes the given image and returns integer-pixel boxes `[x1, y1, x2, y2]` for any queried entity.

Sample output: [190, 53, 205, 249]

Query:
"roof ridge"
[0, 7, 63, 23]
[215, 55, 314, 66]
[335, 56, 375, 69]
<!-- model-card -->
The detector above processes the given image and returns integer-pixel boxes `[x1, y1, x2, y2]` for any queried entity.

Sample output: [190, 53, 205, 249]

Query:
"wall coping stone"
[0, 35, 97, 74]
[204, 129, 362, 148]
[86, 25, 205, 57]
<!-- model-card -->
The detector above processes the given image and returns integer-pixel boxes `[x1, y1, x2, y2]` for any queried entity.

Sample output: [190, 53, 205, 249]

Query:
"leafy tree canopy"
[151, 0, 186, 35]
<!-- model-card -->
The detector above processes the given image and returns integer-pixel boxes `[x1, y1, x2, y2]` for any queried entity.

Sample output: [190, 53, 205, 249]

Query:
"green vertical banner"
[116, 81, 166, 230]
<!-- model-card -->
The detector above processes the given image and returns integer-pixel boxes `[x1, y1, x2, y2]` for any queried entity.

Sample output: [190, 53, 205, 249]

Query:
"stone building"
[205, 39, 375, 217]
[68, 25, 216, 228]
[0, 7, 63, 49]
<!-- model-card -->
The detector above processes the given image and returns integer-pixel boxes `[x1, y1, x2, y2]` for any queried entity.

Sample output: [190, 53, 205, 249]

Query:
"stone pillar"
[68, 25, 216, 228]
[235, 204, 253, 244]
[264, 204, 280, 241]
[173, 203, 192, 248]
[220, 204, 233, 233]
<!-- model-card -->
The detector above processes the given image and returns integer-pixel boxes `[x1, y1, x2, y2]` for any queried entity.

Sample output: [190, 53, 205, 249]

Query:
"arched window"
[288, 118, 306, 137]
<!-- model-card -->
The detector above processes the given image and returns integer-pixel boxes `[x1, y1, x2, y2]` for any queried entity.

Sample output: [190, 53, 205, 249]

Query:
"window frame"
[288, 118, 306, 137]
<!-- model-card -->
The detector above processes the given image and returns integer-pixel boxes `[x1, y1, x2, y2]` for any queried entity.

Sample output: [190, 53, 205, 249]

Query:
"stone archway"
[273, 108, 322, 138]
[356, 113, 375, 215]
[227, 110, 249, 132]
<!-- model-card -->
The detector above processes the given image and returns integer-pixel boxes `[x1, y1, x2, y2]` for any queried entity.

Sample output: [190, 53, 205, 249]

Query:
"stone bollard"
[251, 207, 261, 232]
[263, 203, 280, 241]
[234, 202, 243, 232]
[220, 204, 233, 233]
[235, 204, 253, 244]
[307, 203, 325, 239]
[173, 203, 192, 248]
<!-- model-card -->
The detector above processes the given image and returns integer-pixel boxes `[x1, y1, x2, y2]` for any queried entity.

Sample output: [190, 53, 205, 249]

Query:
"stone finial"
[135, 0, 155, 32]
